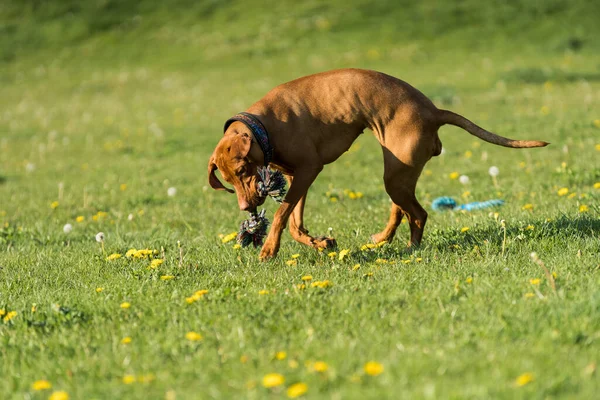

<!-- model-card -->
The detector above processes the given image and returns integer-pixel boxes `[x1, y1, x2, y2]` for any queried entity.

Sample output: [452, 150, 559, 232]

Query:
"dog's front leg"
[259, 166, 322, 261]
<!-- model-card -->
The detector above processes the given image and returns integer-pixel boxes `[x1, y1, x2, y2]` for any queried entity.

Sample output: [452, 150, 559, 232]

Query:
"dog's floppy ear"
[208, 156, 234, 193]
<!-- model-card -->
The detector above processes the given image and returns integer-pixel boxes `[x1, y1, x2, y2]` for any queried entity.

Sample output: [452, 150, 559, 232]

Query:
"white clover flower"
[488, 166, 500, 177]
[459, 175, 470, 185]
[167, 187, 177, 197]
[63, 223, 73, 234]
[127, 213, 134, 221]
[95, 232, 105, 242]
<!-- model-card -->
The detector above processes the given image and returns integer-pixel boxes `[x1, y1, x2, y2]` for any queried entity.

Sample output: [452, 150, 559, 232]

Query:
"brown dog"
[208, 69, 548, 260]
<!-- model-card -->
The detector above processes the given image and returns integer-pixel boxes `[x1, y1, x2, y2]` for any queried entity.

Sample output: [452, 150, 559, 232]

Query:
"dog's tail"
[437, 109, 549, 148]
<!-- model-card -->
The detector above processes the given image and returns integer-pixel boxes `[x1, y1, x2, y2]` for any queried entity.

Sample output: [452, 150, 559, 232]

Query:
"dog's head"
[208, 122, 266, 212]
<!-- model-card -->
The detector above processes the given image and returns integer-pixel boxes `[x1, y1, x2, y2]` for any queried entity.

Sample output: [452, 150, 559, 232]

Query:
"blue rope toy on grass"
[431, 196, 504, 212]
[236, 167, 287, 248]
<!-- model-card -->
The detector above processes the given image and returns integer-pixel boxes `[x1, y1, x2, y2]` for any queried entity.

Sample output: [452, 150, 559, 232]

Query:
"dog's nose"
[239, 200, 251, 211]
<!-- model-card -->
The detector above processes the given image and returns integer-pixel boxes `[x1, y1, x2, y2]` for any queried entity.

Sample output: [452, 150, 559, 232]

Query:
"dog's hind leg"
[286, 175, 336, 249]
[373, 138, 430, 247]
[371, 203, 404, 244]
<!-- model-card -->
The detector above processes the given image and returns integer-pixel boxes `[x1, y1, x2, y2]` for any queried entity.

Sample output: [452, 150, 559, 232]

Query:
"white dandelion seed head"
[459, 175, 470, 185]
[127, 213, 134, 221]
[530, 252, 538, 261]
[488, 166, 500, 177]
[167, 187, 177, 197]
[63, 223, 73, 234]
[95, 232, 105, 242]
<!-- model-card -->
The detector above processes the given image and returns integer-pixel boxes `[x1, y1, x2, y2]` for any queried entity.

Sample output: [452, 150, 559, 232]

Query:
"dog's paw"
[259, 242, 280, 261]
[370, 232, 392, 244]
[313, 236, 337, 250]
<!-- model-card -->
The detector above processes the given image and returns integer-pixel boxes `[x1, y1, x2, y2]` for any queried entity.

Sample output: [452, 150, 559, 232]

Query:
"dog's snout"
[239, 199, 251, 211]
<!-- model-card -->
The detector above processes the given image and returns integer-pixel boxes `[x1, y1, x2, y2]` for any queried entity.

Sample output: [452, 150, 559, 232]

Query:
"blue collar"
[224, 112, 273, 165]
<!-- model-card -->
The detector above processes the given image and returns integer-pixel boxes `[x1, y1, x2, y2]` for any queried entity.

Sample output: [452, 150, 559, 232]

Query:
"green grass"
[1, 1, 600, 399]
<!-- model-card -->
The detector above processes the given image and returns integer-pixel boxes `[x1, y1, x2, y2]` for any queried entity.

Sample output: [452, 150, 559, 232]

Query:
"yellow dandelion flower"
[262, 373, 285, 388]
[3, 311, 17, 322]
[311, 280, 332, 289]
[594, 182, 600, 189]
[288, 360, 299, 369]
[594, 120, 600, 128]
[195, 289, 209, 297]
[525, 225, 534, 230]
[221, 232, 237, 244]
[160, 275, 174, 281]
[312, 361, 328, 372]
[125, 248, 137, 258]
[461, 227, 470, 233]
[449, 172, 459, 180]
[233, 243, 241, 249]
[287, 382, 308, 398]
[529, 278, 541, 285]
[464, 150, 472, 158]
[275, 351, 287, 360]
[364, 272, 374, 278]
[375, 241, 387, 248]
[149, 259, 164, 268]
[515, 372, 534, 386]
[32, 380, 52, 391]
[240, 355, 248, 364]
[122, 375, 136, 384]
[552, 272, 557, 279]
[185, 331, 202, 341]
[291, 254, 300, 259]
[579, 205, 589, 213]
[121, 337, 132, 344]
[301, 275, 313, 281]
[338, 249, 350, 261]
[258, 289, 270, 295]
[327, 251, 337, 258]
[567, 192, 577, 199]
[0, 309, 6, 317]
[375, 258, 388, 264]
[522, 204, 534, 211]
[106, 253, 122, 261]
[50, 201, 59, 209]
[49, 391, 69, 400]
[540, 105, 550, 115]
[120, 302, 131, 309]
[76, 216, 85, 222]
[415, 258, 423, 262]
[596, 144, 600, 151]
[352, 264, 360, 270]
[296, 283, 306, 290]
[465, 277, 473, 284]
[557, 188, 569, 196]
[424, 169, 432, 176]
[138, 374, 155, 383]
[524, 293, 535, 298]
[286, 259, 297, 266]
[402, 259, 411, 264]
[120, 183, 127, 191]
[364, 361, 384, 376]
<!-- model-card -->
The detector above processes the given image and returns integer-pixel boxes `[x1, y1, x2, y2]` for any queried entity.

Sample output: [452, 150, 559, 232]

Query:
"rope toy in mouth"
[431, 196, 504, 212]
[256, 167, 287, 203]
[237, 167, 287, 247]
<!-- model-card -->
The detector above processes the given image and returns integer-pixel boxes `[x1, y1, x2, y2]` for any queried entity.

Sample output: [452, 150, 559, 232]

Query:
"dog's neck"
[224, 112, 273, 166]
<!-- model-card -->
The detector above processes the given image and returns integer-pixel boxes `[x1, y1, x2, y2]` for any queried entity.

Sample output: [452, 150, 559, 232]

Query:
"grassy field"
[1, 0, 600, 399]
